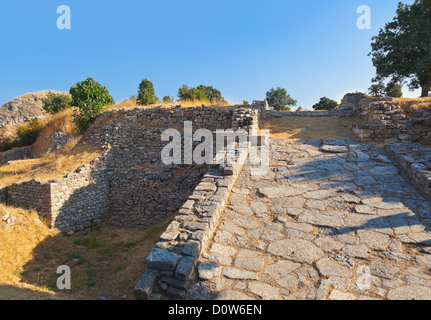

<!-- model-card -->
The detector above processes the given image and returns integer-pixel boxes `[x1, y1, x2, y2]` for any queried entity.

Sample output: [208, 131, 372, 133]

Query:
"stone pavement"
[188, 138, 431, 300]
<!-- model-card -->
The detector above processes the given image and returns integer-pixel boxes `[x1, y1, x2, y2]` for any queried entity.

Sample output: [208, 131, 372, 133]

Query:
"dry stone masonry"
[341, 93, 431, 143]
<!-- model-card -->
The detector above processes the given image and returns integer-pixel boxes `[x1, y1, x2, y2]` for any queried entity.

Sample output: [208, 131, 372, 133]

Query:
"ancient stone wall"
[341, 93, 431, 142]
[4, 104, 262, 235]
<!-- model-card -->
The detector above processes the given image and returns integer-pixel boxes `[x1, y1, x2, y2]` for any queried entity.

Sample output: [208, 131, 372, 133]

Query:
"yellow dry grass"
[0, 149, 100, 187]
[0, 204, 58, 288]
[31, 108, 79, 157]
[108, 98, 230, 111]
[260, 115, 361, 142]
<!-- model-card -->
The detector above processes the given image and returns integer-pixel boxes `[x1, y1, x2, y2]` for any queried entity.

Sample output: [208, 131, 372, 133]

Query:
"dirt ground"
[260, 115, 361, 141]
[0, 218, 172, 300]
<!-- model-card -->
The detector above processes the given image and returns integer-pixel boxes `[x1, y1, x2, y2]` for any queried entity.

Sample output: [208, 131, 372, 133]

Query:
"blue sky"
[0, 0, 418, 109]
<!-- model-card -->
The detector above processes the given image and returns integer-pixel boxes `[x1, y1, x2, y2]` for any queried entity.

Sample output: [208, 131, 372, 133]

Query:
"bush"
[243, 100, 249, 105]
[312, 97, 339, 111]
[70, 78, 114, 134]
[368, 83, 385, 96]
[385, 81, 403, 98]
[178, 84, 226, 103]
[137, 79, 158, 106]
[42, 92, 72, 114]
[17, 119, 45, 146]
[162, 96, 174, 103]
[266, 87, 297, 111]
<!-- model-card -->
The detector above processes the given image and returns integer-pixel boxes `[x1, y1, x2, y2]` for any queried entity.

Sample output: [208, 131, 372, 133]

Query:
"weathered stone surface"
[223, 267, 259, 280]
[215, 290, 255, 300]
[315, 258, 351, 278]
[357, 230, 391, 251]
[146, 248, 181, 271]
[234, 257, 265, 271]
[198, 262, 220, 280]
[134, 268, 159, 300]
[264, 260, 301, 280]
[387, 286, 431, 300]
[267, 239, 324, 263]
[248, 282, 280, 300]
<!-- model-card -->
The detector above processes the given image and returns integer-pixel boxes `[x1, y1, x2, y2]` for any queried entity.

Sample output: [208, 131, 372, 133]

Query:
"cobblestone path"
[192, 138, 431, 300]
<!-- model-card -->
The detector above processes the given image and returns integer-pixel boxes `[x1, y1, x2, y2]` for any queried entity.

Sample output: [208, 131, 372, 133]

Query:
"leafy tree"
[177, 84, 226, 103]
[368, 83, 386, 96]
[385, 81, 403, 98]
[243, 100, 249, 105]
[177, 84, 207, 102]
[266, 87, 297, 111]
[137, 79, 158, 106]
[162, 96, 175, 103]
[70, 77, 114, 134]
[42, 92, 72, 114]
[296, 106, 303, 111]
[312, 97, 339, 111]
[369, 0, 431, 97]
[196, 85, 225, 103]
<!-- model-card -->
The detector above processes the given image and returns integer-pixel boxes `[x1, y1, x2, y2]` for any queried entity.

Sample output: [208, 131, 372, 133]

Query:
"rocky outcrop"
[0, 91, 68, 128]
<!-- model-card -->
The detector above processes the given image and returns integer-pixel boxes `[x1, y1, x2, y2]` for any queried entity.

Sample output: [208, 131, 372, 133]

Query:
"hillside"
[0, 91, 69, 128]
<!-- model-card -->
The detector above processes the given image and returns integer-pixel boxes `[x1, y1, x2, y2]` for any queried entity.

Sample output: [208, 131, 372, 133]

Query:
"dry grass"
[109, 98, 230, 111]
[0, 212, 172, 300]
[260, 114, 361, 142]
[32, 109, 79, 157]
[0, 149, 100, 187]
[0, 204, 58, 288]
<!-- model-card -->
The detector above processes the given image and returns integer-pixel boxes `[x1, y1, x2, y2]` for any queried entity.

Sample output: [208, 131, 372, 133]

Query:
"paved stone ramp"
[189, 138, 431, 300]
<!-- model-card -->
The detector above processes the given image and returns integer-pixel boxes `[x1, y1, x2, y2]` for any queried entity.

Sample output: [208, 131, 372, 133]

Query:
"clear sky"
[0, 0, 419, 109]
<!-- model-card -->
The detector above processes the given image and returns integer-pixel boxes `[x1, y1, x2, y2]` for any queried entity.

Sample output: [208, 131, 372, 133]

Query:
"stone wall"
[7, 156, 110, 234]
[134, 107, 262, 299]
[341, 93, 431, 143]
[0, 146, 33, 164]
[385, 143, 431, 202]
[4, 103, 263, 235]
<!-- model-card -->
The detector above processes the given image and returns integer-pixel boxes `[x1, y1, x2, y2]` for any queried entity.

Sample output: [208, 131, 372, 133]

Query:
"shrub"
[137, 79, 158, 106]
[70, 78, 114, 134]
[312, 97, 339, 111]
[243, 100, 249, 105]
[162, 96, 174, 103]
[266, 87, 297, 111]
[42, 92, 72, 114]
[178, 84, 226, 103]
[385, 81, 403, 98]
[368, 83, 385, 96]
[17, 119, 45, 145]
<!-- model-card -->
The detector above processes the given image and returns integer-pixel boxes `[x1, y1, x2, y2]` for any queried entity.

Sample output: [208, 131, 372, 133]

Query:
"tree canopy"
[369, 0, 431, 97]
[266, 87, 297, 111]
[312, 97, 339, 111]
[137, 78, 158, 106]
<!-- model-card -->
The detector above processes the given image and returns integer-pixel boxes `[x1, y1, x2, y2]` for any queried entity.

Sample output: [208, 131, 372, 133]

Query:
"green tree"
[369, 0, 431, 97]
[368, 83, 386, 96]
[177, 84, 208, 102]
[42, 92, 72, 114]
[385, 81, 403, 98]
[137, 79, 158, 106]
[162, 96, 174, 103]
[196, 85, 225, 103]
[266, 87, 297, 111]
[70, 77, 114, 134]
[312, 97, 339, 111]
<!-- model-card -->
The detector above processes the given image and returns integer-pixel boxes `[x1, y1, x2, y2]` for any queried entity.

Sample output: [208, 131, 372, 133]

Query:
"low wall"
[134, 107, 261, 299]
[341, 93, 431, 143]
[4, 103, 263, 236]
[7, 157, 110, 234]
[385, 143, 431, 205]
